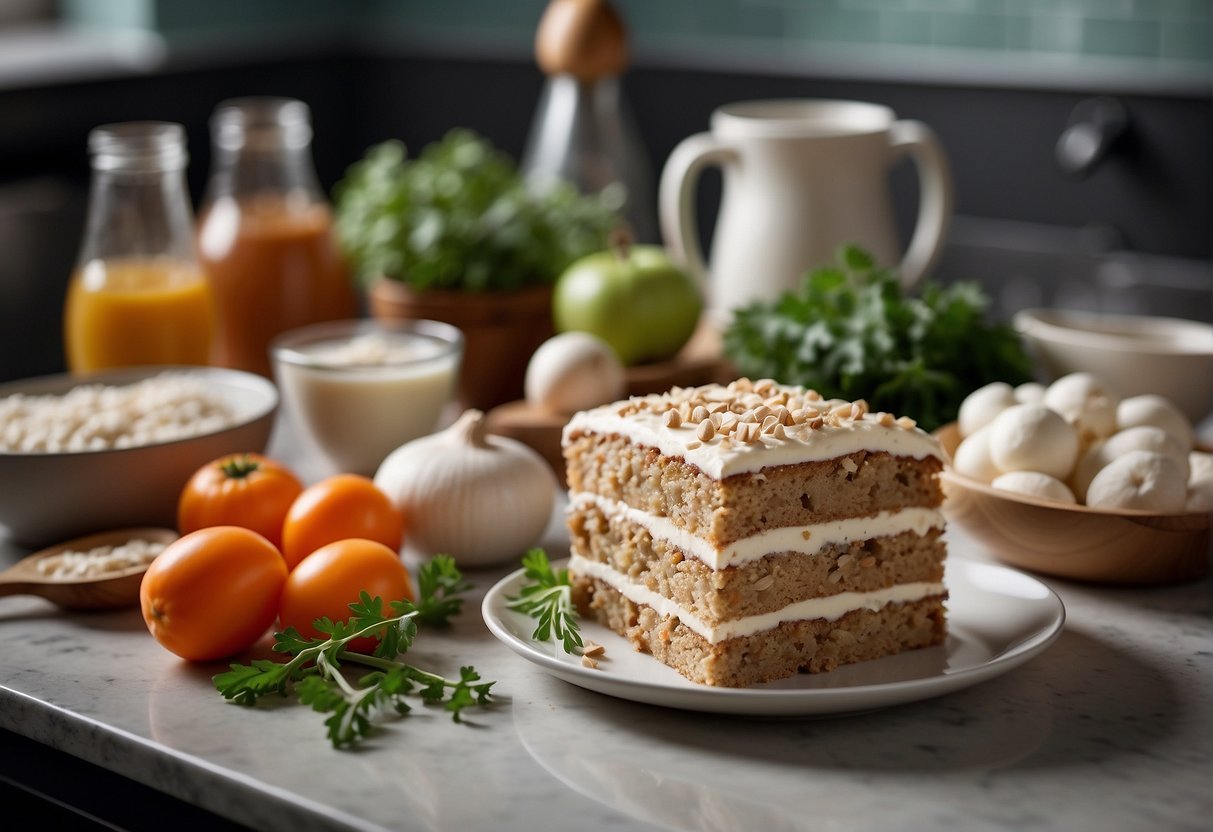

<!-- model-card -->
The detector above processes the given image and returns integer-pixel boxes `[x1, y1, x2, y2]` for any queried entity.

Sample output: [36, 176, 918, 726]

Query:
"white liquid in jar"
[276, 332, 459, 475]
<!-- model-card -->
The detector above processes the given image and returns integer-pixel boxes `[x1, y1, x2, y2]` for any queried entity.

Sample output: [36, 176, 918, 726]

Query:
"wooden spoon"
[0, 528, 178, 610]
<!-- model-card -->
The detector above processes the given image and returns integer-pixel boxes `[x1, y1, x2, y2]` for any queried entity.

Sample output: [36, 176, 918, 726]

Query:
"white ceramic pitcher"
[659, 99, 953, 320]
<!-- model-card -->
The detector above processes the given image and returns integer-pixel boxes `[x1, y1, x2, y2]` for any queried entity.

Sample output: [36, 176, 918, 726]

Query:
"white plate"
[482, 557, 1065, 716]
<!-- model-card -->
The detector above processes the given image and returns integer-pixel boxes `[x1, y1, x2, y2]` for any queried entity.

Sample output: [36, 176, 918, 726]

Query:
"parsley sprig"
[213, 555, 492, 748]
[723, 245, 1032, 432]
[505, 548, 582, 654]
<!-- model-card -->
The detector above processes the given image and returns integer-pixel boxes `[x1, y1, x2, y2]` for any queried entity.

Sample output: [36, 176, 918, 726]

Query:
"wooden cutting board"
[486, 321, 736, 484]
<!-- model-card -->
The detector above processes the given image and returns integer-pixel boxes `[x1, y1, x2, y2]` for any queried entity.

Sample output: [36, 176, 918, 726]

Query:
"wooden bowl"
[935, 423, 1210, 585]
[0, 527, 178, 610]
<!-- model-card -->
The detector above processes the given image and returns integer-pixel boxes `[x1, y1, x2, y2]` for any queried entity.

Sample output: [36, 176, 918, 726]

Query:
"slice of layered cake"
[562, 378, 948, 687]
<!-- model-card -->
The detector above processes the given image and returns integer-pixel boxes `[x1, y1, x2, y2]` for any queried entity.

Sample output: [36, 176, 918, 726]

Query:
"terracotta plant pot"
[367, 278, 554, 411]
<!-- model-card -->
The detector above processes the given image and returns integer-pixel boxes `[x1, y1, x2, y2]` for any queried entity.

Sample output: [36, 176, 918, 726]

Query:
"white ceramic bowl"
[270, 319, 463, 476]
[1013, 308, 1213, 425]
[0, 366, 277, 548]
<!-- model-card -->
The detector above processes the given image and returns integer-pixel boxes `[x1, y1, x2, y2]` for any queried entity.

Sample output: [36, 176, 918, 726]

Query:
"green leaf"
[413, 555, 473, 627]
[507, 549, 583, 654]
[211, 590, 493, 749]
[333, 129, 620, 290]
[721, 245, 1031, 431]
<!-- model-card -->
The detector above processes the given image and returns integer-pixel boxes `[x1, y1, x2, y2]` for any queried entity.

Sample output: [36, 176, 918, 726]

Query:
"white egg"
[1013, 382, 1046, 404]
[524, 332, 626, 413]
[1070, 425, 1190, 503]
[958, 382, 1016, 437]
[952, 425, 1001, 483]
[1116, 394, 1194, 451]
[1187, 451, 1213, 512]
[1043, 372, 1119, 444]
[988, 403, 1080, 480]
[1085, 450, 1187, 513]
[991, 471, 1077, 504]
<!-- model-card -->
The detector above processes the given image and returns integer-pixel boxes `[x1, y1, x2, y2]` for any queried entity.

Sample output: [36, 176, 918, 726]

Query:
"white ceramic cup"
[659, 99, 953, 321]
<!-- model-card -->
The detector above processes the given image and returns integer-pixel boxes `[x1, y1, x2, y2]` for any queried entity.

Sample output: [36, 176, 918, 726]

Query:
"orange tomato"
[177, 453, 304, 548]
[277, 538, 414, 653]
[140, 526, 288, 662]
[280, 474, 404, 570]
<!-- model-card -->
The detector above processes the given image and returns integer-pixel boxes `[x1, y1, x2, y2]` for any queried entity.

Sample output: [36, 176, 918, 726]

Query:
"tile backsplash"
[62, 0, 1212, 75]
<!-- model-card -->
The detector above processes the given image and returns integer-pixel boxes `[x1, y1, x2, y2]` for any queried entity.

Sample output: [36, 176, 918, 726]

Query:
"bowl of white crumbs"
[0, 366, 278, 548]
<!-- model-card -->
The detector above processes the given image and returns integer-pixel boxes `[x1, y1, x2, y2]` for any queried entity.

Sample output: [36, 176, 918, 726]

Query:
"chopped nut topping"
[691, 405, 709, 423]
[582, 641, 605, 657]
[685, 440, 702, 450]
[877, 412, 895, 427]
[696, 419, 716, 441]
[752, 404, 772, 423]
[581, 656, 599, 669]
[896, 416, 918, 430]
[809, 417, 825, 430]
[761, 415, 780, 432]
[771, 423, 787, 440]
[663, 409, 682, 429]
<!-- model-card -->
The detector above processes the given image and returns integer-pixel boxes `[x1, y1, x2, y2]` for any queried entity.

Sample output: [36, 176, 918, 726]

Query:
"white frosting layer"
[562, 392, 943, 479]
[570, 492, 944, 570]
[570, 553, 944, 645]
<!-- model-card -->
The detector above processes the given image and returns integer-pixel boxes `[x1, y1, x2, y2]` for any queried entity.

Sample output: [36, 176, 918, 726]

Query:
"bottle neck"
[76, 121, 197, 266]
[204, 141, 323, 206]
[203, 98, 325, 209]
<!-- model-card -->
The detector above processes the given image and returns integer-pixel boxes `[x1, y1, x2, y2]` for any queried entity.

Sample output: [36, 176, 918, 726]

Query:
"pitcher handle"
[889, 120, 953, 290]
[658, 132, 739, 295]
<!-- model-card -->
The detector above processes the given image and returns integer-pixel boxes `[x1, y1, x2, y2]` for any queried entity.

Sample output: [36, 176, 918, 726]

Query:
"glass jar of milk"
[270, 319, 463, 476]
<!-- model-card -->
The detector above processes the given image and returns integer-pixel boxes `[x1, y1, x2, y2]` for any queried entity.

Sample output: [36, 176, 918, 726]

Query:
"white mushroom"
[991, 471, 1077, 504]
[951, 425, 1002, 483]
[1187, 451, 1213, 513]
[1116, 394, 1194, 451]
[1070, 425, 1191, 502]
[1085, 450, 1187, 513]
[958, 382, 1016, 437]
[1043, 372, 1119, 444]
[988, 403, 1080, 481]
[524, 332, 626, 413]
[1013, 382, 1046, 405]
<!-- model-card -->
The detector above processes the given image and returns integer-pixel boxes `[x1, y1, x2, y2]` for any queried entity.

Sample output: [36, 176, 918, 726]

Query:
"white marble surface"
[1, 418, 1211, 831]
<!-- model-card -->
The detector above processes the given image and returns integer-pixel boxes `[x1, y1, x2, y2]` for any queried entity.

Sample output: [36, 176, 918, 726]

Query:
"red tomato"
[140, 526, 288, 661]
[280, 474, 404, 570]
[177, 453, 303, 549]
[277, 538, 414, 654]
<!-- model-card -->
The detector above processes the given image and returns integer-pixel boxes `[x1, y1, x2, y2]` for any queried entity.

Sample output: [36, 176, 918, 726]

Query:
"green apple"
[552, 244, 702, 366]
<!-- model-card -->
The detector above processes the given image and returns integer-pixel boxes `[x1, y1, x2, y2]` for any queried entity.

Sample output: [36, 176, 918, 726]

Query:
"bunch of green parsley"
[723, 245, 1032, 432]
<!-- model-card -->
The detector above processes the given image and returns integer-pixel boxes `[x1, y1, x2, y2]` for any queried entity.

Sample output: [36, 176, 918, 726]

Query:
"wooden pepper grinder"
[521, 0, 657, 243]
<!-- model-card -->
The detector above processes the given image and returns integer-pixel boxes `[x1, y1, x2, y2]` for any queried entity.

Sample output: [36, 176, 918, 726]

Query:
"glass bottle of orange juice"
[64, 122, 214, 373]
[198, 98, 356, 378]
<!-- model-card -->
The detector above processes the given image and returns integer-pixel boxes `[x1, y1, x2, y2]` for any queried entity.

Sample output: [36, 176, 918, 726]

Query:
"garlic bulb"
[373, 410, 557, 567]
[525, 332, 626, 413]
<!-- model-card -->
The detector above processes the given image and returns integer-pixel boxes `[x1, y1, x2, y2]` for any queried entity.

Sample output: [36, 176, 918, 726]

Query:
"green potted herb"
[334, 129, 620, 410]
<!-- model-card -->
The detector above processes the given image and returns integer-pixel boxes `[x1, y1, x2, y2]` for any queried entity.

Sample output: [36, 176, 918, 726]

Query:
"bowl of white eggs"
[936, 372, 1210, 585]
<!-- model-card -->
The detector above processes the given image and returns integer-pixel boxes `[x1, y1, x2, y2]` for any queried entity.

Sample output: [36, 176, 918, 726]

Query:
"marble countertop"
[1, 422, 1210, 832]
